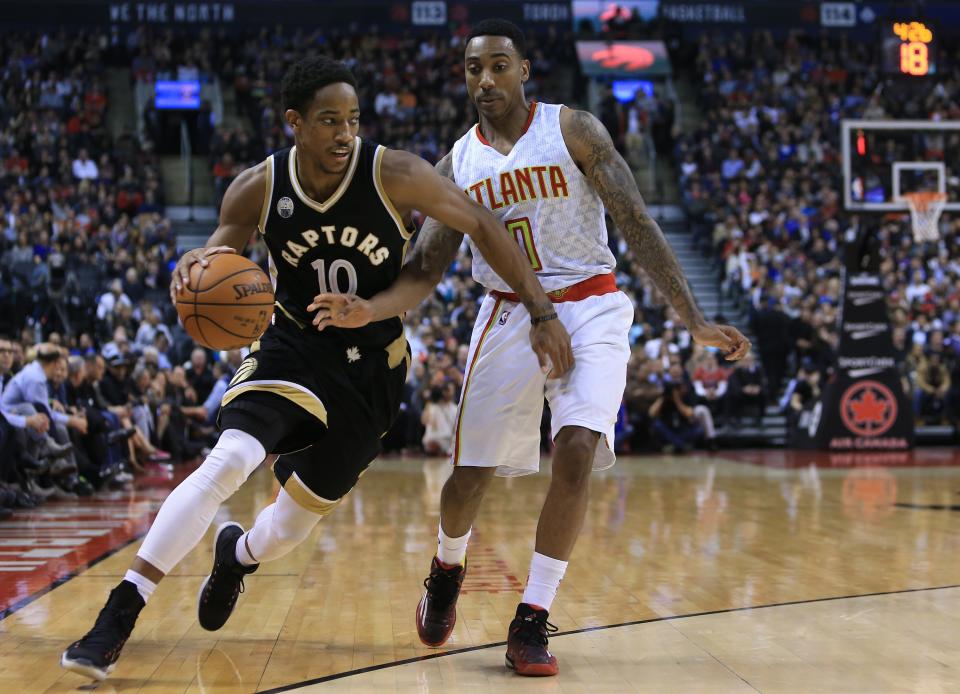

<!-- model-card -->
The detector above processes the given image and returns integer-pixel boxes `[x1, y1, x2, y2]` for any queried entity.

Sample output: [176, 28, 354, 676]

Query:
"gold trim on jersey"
[384, 333, 411, 373]
[229, 357, 258, 387]
[220, 379, 328, 425]
[373, 146, 414, 241]
[284, 472, 342, 515]
[288, 139, 360, 213]
[274, 301, 305, 329]
[258, 155, 274, 234]
[267, 254, 278, 292]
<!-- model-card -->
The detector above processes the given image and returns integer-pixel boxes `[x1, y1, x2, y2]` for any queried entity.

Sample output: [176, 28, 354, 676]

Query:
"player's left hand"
[690, 323, 751, 361]
[529, 317, 574, 379]
[309, 293, 374, 331]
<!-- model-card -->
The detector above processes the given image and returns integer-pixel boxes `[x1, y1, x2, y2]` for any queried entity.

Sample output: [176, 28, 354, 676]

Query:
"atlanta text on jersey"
[464, 165, 570, 210]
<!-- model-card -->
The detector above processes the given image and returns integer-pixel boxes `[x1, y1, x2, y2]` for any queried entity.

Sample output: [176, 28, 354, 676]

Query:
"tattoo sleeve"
[566, 110, 706, 330]
[406, 153, 465, 278]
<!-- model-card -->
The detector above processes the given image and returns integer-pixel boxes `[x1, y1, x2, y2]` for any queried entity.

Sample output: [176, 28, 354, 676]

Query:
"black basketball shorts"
[218, 313, 409, 507]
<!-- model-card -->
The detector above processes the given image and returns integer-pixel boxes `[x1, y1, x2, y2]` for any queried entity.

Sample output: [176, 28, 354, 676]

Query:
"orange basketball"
[175, 253, 274, 350]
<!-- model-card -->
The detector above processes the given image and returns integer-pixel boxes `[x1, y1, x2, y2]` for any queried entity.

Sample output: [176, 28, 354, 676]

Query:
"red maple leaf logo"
[849, 390, 888, 425]
[840, 380, 898, 437]
[591, 45, 655, 71]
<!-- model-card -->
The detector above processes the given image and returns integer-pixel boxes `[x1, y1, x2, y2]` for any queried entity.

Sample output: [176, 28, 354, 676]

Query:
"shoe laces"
[423, 565, 462, 608]
[203, 562, 247, 604]
[79, 599, 138, 655]
[512, 612, 558, 648]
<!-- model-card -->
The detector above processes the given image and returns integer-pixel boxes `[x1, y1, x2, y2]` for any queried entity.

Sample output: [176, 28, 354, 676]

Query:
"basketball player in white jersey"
[312, 20, 750, 676]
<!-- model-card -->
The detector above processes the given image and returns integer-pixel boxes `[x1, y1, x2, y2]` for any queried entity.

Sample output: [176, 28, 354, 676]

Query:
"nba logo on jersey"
[277, 196, 294, 218]
[499, 311, 511, 325]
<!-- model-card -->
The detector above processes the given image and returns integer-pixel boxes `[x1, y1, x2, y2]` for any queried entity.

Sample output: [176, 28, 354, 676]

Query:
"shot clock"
[883, 20, 936, 77]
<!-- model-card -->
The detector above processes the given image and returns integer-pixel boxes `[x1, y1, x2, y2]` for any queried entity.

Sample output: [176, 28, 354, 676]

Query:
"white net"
[902, 192, 947, 242]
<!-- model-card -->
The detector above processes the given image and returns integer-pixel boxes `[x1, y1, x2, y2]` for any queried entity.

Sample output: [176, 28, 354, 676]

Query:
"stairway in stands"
[660, 216, 787, 446]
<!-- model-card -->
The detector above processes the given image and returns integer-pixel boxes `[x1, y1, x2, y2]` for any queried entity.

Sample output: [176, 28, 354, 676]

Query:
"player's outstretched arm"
[170, 162, 266, 303]
[561, 108, 751, 361]
[384, 149, 573, 377]
[313, 149, 574, 378]
[310, 154, 466, 327]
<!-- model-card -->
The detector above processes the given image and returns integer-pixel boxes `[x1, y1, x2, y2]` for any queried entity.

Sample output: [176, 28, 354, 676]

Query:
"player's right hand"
[308, 293, 375, 331]
[529, 317, 574, 379]
[169, 246, 237, 303]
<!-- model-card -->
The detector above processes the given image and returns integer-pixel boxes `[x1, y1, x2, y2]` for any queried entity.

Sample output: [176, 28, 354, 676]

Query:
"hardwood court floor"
[3, 450, 960, 693]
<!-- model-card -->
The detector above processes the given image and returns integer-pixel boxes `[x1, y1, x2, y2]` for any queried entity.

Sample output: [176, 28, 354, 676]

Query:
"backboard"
[841, 119, 960, 212]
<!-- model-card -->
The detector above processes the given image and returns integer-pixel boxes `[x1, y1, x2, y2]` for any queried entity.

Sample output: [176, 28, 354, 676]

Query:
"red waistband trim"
[490, 273, 618, 304]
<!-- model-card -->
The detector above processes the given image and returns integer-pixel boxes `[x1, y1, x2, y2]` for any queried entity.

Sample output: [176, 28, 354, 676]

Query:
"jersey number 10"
[506, 217, 543, 271]
[311, 258, 358, 294]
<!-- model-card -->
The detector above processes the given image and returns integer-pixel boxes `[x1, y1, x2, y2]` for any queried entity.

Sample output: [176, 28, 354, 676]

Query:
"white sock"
[237, 488, 325, 565]
[521, 552, 568, 611]
[235, 529, 259, 566]
[135, 429, 266, 574]
[437, 526, 471, 566]
[123, 569, 157, 604]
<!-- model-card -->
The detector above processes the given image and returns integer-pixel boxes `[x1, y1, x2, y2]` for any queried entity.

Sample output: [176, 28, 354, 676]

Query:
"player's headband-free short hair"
[281, 56, 358, 114]
[466, 18, 527, 58]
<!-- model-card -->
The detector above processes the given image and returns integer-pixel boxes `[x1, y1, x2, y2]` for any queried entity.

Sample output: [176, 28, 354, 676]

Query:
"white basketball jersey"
[450, 102, 615, 292]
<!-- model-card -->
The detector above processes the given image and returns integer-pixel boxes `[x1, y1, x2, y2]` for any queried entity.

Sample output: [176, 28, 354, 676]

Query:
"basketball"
[175, 253, 274, 350]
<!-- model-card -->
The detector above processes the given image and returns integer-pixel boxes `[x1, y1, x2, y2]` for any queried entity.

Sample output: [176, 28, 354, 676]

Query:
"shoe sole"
[416, 592, 454, 647]
[197, 521, 244, 632]
[60, 652, 114, 681]
[505, 653, 558, 677]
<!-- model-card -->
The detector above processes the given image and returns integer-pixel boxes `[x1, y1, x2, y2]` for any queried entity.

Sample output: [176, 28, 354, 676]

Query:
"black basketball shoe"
[416, 556, 466, 646]
[197, 522, 258, 631]
[60, 580, 144, 681]
[505, 603, 559, 676]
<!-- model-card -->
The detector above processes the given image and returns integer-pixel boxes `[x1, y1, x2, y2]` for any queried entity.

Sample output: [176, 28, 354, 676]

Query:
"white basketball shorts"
[451, 284, 632, 476]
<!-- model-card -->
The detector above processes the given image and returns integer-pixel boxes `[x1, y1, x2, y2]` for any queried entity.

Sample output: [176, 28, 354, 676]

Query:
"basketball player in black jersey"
[60, 56, 572, 682]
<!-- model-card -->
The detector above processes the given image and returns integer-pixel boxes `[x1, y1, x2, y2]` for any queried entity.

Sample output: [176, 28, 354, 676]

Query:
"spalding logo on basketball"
[175, 254, 274, 351]
[839, 380, 897, 437]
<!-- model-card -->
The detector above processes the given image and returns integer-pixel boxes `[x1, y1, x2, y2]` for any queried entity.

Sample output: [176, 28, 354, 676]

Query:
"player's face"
[286, 82, 360, 174]
[465, 36, 530, 120]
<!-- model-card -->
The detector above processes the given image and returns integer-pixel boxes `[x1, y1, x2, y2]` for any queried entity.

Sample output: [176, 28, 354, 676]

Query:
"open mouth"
[330, 149, 351, 161]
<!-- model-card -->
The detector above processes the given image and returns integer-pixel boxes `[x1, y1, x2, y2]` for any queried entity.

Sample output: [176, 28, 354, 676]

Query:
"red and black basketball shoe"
[415, 556, 466, 646]
[505, 603, 559, 676]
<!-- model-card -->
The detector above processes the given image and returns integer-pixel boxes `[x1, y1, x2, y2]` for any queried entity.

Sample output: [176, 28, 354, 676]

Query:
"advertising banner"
[576, 40, 671, 77]
[0, 1, 573, 30]
[791, 266, 913, 450]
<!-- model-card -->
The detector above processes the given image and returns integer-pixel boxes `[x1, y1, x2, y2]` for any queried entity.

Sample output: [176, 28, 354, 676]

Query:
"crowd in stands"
[0, 29, 247, 514]
[3, 24, 960, 518]
[670, 29, 960, 440]
[185, 26, 574, 203]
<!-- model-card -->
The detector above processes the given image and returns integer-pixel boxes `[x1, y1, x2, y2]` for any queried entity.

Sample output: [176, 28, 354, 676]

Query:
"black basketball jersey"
[259, 139, 412, 347]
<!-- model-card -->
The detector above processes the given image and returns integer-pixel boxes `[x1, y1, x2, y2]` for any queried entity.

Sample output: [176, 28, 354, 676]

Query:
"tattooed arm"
[560, 107, 750, 360]
[309, 151, 574, 376]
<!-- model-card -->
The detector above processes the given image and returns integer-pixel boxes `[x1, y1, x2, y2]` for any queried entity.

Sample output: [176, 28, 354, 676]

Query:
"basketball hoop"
[901, 191, 947, 242]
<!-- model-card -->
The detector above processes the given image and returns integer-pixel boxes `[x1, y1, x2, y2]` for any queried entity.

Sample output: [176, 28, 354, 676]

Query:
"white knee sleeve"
[242, 489, 325, 564]
[136, 429, 266, 574]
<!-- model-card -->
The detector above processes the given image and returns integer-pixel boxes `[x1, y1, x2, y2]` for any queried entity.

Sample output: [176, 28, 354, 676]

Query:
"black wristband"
[530, 312, 558, 325]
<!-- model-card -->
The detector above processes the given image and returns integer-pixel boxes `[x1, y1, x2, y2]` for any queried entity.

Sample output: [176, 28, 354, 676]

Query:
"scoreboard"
[884, 20, 936, 77]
